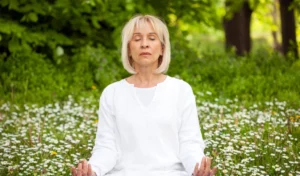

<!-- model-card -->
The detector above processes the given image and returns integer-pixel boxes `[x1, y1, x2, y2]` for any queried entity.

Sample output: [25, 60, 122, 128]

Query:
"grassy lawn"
[0, 95, 299, 175]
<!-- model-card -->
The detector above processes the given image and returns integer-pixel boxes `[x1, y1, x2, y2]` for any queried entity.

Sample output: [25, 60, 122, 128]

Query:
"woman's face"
[128, 22, 163, 70]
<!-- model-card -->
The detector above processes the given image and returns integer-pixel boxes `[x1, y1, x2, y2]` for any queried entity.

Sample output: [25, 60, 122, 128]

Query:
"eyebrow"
[133, 32, 157, 35]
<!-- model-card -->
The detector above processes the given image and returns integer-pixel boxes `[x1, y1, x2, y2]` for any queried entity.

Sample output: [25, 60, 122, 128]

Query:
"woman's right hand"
[71, 159, 96, 176]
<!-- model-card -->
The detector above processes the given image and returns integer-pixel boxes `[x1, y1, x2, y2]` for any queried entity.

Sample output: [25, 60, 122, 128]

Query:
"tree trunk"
[224, 1, 253, 56]
[279, 0, 298, 58]
[243, 2, 252, 52]
[271, 0, 282, 52]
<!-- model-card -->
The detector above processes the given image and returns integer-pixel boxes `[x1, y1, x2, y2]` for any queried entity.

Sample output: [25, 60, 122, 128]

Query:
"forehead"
[133, 20, 156, 34]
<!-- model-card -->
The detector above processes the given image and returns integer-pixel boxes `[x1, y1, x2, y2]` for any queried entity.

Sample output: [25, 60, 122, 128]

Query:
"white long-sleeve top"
[89, 76, 205, 176]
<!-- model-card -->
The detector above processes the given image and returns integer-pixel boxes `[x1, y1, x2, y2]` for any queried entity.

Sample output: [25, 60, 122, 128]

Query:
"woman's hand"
[192, 156, 217, 176]
[71, 159, 96, 176]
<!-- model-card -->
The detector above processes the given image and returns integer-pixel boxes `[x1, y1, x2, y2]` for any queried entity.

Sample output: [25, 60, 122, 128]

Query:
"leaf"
[8, 37, 20, 52]
[91, 16, 101, 29]
[8, 0, 18, 10]
[28, 12, 38, 22]
[56, 46, 64, 56]
[0, 18, 26, 34]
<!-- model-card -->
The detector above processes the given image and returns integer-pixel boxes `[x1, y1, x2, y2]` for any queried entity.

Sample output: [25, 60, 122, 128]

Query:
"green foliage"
[168, 45, 300, 107]
[0, 45, 126, 104]
[0, 0, 134, 104]
[0, 0, 299, 107]
[0, 0, 223, 105]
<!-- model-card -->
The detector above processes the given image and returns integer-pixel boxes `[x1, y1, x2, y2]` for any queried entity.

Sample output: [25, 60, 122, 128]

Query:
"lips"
[140, 52, 151, 56]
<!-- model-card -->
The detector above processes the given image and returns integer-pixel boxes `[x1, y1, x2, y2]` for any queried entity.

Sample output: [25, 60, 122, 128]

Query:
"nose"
[141, 39, 149, 48]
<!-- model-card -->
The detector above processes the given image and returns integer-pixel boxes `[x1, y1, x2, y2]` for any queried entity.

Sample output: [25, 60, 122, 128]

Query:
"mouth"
[140, 52, 151, 56]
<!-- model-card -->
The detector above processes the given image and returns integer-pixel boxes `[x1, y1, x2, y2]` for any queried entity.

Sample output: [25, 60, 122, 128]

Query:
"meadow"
[0, 93, 299, 175]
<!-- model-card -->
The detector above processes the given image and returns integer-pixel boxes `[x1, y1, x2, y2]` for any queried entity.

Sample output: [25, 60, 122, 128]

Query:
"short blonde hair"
[121, 14, 171, 74]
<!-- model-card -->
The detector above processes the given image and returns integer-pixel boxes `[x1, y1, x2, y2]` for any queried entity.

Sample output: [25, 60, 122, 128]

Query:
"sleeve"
[88, 87, 118, 176]
[178, 82, 205, 176]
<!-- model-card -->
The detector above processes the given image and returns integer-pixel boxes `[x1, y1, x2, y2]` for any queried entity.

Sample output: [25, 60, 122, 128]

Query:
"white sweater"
[89, 76, 205, 176]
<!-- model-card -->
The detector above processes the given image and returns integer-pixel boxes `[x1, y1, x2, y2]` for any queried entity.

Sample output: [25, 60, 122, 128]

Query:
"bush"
[0, 45, 127, 105]
[168, 46, 300, 107]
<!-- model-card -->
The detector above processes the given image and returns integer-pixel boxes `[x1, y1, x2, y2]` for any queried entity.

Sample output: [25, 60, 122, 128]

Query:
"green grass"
[0, 96, 299, 175]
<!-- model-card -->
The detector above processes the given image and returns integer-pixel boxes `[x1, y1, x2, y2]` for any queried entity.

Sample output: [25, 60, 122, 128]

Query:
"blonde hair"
[121, 14, 171, 74]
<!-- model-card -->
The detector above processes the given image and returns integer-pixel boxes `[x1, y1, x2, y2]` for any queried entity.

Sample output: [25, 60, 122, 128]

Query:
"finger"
[204, 157, 207, 169]
[198, 157, 206, 175]
[204, 157, 211, 176]
[87, 163, 92, 176]
[71, 166, 77, 176]
[193, 162, 199, 176]
[210, 166, 218, 175]
[77, 163, 82, 176]
[82, 160, 88, 176]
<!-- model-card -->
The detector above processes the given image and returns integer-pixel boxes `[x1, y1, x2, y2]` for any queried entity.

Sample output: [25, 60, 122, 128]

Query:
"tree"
[271, 0, 282, 52]
[279, 0, 298, 58]
[223, 0, 253, 56]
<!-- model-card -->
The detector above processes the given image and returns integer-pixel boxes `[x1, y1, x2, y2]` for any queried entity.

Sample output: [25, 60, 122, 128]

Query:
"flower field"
[0, 95, 299, 176]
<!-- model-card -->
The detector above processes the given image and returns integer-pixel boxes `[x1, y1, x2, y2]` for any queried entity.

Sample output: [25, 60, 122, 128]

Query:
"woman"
[72, 15, 217, 176]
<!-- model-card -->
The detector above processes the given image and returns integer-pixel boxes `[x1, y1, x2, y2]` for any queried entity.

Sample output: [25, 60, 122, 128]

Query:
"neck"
[131, 62, 163, 87]
[128, 73, 166, 88]
[133, 61, 158, 74]
[135, 72, 160, 83]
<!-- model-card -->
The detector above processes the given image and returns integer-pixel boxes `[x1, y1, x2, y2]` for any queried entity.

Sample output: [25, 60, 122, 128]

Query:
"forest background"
[0, 0, 300, 175]
[0, 0, 299, 106]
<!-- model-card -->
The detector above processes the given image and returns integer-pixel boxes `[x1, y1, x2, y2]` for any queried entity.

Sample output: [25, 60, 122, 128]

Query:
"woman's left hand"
[192, 156, 217, 176]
